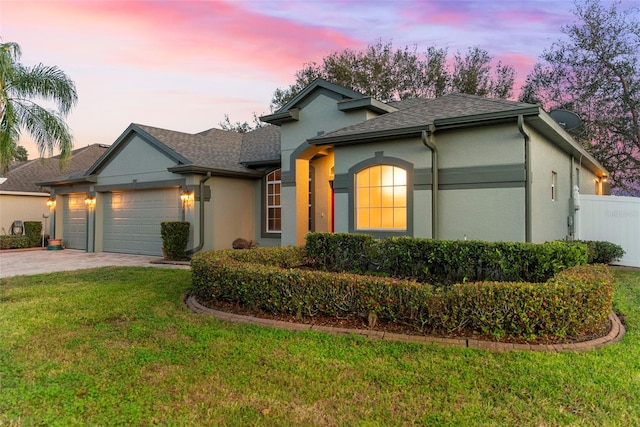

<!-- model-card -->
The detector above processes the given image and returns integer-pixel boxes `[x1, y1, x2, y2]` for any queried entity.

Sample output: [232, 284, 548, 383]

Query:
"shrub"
[24, 221, 43, 247]
[573, 240, 625, 264]
[305, 232, 375, 273]
[0, 235, 31, 250]
[305, 233, 588, 286]
[160, 221, 190, 260]
[190, 247, 612, 341]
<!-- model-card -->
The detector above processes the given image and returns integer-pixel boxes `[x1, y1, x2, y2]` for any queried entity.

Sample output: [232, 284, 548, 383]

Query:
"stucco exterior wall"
[0, 193, 50, 236]
[97, 135, 182, 185]
[527, 125, 572, 242]
[435, 124, 526, 242]
[208, 176, 257, 250]
[438, 188, 526, 241]
[278, 91, 372, 246]
[435, 124, 524, 168]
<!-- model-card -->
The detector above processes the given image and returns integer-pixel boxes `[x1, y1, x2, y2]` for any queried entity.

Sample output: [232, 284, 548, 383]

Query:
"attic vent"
[317, 131, 325, 136]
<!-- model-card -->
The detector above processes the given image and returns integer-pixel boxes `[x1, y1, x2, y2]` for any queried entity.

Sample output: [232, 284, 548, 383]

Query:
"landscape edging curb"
[185, 295, 625, 352]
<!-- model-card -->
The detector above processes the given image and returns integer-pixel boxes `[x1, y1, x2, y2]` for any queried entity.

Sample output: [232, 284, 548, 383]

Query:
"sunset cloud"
[0, 0, 614, 159]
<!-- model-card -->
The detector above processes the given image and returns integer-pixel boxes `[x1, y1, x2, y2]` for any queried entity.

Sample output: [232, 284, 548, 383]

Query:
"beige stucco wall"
[0, 193, 51, 237]
[206, 176, 257, 250]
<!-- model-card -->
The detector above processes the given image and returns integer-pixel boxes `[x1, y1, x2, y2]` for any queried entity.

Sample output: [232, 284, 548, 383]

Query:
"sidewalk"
[0, 248, 189, 279]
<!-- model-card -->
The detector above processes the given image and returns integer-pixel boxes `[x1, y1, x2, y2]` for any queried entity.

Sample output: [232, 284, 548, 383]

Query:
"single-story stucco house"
[0, 144, 108, 238]
[40, 79, 609, 256]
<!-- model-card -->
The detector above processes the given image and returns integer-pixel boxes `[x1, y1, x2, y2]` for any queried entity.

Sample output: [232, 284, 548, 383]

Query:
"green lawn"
[1, 267, 638, 426]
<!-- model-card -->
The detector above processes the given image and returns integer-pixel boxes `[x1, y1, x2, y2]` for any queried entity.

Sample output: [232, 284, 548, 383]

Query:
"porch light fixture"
[180, 188, 193, 207]
[84, 194, 96, 208]
[46, 196, 56, 210]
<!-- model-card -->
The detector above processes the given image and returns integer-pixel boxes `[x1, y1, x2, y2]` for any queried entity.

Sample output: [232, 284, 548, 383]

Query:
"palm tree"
[0, 41, 77, 172]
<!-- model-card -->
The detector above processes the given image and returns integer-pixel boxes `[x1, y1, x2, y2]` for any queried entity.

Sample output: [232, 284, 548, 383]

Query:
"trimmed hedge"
[0, 235, 30, 250]
[573, 240, 625, 264]
[161, 221, 190, 260]
[24, 221, 42, 247]
[306, 233, 589, 285]
[191, 247, 613, 341]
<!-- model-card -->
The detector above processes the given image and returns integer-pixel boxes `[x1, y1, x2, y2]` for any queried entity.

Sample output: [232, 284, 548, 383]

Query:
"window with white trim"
[356, 165, 407, 230]
[551, 171, 558, 201]
[266, 169, 281, 232]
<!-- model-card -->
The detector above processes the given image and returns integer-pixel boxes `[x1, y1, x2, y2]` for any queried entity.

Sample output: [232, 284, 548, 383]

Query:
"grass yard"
[0, 267, 638, 426]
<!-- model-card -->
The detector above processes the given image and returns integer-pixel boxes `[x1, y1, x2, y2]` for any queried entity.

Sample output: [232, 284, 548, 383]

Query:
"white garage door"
[63, 193, 87, 250]
[103, 188, 181, 256]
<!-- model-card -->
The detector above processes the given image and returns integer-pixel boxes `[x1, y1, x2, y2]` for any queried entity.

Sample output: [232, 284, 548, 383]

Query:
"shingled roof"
[131, 123, 280, 175]
[311, 93, 538, 144]
[0, 144, 109, 193]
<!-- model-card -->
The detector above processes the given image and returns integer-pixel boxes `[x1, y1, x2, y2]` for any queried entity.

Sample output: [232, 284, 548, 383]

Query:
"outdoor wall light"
[46, 196, 56, 210]
[180, 188, 193, 207]
[84, 194, 96, 208]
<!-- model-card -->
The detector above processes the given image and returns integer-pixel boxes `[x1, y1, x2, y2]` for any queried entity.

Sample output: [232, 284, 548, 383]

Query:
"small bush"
[24, 221, 43, 247]
[160, 221, 190, 260]
[573, 240, 625, 264]
[0, 235, 31, 250]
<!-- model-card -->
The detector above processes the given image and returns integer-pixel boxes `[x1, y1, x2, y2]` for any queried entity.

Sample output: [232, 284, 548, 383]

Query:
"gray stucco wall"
[527, 125, 572, 242]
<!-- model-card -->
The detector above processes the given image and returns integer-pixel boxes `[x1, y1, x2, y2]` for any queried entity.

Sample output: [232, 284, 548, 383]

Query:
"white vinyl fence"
[576, 195, 640, 267]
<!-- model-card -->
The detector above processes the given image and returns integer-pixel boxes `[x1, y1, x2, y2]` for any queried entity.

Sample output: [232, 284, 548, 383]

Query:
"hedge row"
[0, 235, 31, 250]
[191, 248, 613, 341]
[306, 233, 590, 285]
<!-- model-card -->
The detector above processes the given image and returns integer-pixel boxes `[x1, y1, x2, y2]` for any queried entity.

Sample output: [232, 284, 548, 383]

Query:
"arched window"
[356, 165, 407, 230]
[266, 169, 281, 232]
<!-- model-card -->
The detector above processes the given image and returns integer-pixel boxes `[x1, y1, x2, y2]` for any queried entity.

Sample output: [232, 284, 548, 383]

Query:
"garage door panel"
[63, 193, 87, 250]
[103, 188, 181, 256]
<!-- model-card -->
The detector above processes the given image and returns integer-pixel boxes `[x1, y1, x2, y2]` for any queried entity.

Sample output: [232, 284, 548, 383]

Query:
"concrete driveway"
[0, 249, 190, 279]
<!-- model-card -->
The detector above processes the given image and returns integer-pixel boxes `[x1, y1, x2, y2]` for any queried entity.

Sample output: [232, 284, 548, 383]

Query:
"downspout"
[517, 115, 532, 242]
[187, 172, 212, 256]
[422, 127, 438, 239]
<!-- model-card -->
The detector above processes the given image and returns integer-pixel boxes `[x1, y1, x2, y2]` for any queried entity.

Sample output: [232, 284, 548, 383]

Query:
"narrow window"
[551, 171, 558, 201]
[356, 165, 407, 230]
[266, 169, 281, 232]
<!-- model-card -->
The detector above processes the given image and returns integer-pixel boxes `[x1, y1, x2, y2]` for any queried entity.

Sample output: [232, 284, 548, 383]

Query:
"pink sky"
[0, 0, 629, 159]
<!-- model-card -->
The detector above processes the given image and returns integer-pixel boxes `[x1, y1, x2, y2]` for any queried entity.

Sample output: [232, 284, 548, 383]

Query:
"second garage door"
[103, 188, 181, 256]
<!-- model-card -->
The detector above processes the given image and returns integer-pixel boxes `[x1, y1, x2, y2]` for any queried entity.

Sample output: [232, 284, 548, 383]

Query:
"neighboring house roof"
[0, 144, 109, 193]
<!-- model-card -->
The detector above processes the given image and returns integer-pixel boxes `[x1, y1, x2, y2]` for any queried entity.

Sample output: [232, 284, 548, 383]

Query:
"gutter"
[517, 115, 532, 242]
[186, 172, 212, 256]
[422, 128, 438, 239]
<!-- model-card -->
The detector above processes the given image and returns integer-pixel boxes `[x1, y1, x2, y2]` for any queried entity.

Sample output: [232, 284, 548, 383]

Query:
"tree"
[218, 112, 267, 133]
[0, 41, 77, 172]
[270, 40, 515, 111]
[12, 145, 27, 162]
[520, 0, 640, 195]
